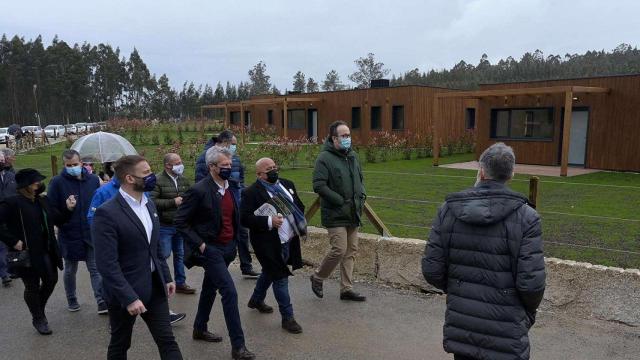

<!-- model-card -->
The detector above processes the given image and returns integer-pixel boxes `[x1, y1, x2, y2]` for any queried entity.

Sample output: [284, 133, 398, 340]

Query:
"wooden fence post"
[363, 202, 392, 237]
[529, 176, 539, 209]
[304, 197, 321, 222]
[51, 155, 58, 178]
[304, 196, 392, 238]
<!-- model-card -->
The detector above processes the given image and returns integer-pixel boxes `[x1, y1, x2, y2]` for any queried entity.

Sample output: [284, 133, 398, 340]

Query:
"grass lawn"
[15, 133, 640, 268]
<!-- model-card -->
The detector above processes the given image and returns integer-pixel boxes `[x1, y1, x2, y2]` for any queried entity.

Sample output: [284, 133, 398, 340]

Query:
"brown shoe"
[176, 284, 196, 294]
[193, 329, 223, 342]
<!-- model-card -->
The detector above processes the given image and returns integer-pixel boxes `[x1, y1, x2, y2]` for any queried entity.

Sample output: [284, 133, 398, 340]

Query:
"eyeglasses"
[335, 134, 351, 139]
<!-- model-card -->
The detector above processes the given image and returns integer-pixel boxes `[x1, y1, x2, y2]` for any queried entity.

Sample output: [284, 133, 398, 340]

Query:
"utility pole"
[33, 84, 41, 128]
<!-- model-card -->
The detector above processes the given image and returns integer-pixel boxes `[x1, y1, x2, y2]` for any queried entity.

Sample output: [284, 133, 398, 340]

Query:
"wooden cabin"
[201, 84, 468, 146]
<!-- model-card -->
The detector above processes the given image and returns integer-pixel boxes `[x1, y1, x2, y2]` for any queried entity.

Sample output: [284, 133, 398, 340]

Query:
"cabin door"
[568, 110, 589, 166]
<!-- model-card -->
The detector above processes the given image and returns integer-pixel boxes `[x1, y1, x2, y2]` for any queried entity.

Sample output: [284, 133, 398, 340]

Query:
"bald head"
[256, 157, 278, 182]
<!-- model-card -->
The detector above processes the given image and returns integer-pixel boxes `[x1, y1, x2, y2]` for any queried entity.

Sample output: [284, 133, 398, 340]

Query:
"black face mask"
[266, 169, 279, 184]
[218, 167, 232, 181]
[36, 183, 46, 195]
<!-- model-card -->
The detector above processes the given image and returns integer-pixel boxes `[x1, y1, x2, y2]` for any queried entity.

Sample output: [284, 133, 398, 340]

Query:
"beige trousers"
[314, 227, 359, 292]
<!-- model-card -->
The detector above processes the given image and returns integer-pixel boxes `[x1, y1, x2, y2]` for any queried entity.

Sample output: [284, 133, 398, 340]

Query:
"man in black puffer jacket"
[422, 142, 545, 360]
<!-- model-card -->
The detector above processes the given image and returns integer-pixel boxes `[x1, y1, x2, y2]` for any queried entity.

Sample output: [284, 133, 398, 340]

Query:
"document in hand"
[254, 202, 279, 217]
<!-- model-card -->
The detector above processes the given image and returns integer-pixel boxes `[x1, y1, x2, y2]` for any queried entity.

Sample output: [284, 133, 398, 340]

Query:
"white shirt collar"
[216, 179, 229, 195]
[119, 187, 148, 207]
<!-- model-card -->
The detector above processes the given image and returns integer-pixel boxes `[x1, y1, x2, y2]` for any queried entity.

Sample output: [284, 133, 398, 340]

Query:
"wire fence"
[296, 169, 640, 269]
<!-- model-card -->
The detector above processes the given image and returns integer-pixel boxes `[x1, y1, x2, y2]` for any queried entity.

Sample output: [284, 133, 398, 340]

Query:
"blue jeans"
[194, 241, 245, 349]
[250, 241, 293, 320]
[64, 243, 104, 305]
[159, 226, 186, 286]
[0, 242, 8, 278]
[237, 225, 254, 273]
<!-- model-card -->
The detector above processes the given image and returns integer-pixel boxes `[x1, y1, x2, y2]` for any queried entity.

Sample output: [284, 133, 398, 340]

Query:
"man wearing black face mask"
[240, 158, 306, 334]
[92, 155, 183, 360]
[174, 146, 255, 360]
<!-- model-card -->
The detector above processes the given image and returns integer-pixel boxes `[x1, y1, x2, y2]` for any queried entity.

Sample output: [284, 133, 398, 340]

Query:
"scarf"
[259, 179, 307, 238]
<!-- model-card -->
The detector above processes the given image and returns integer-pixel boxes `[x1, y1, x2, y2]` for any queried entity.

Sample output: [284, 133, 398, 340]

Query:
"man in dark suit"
[241, 157, 305, 334]
[174, 146, 255, 360]
[92, 155, 182, 360]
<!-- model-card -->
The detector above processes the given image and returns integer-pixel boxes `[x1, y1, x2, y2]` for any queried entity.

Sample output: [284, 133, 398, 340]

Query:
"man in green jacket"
[310, 121, 367, 301]
[151, 153, 196, 294]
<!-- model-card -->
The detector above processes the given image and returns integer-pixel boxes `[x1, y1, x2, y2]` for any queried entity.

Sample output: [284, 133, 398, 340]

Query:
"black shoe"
[310, 275, 323, 298]
[232, 346, 256, 360]
[33, 318, 52, 335]
[282, 318, 303, 334]
[247, 299, 273, 314]
[169, 312, 186, 325]
[97, 302, 108, 315]
[2, 277, 11, 287]
[242, 269, 260, 278]
[192, 329, 223, 342]
[340, 290, 367, 302]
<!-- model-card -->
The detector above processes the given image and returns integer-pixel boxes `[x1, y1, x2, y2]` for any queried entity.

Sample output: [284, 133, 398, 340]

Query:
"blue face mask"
[66, 165, 82, 177]
[229, 144, 237, 154]
[340, 137, 352, 150]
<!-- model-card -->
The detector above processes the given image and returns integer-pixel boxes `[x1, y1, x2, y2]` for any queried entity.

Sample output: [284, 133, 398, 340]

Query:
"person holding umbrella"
[0, 169, 77, 335]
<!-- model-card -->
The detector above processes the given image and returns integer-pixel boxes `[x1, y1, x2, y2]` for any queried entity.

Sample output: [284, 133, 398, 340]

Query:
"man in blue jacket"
[48, 149, 104, 313]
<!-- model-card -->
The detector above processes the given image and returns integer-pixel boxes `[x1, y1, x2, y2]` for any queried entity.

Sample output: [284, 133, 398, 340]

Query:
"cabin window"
[392, 105, 404, 130]
[490, 108, 553, 140]
[267, 110, 273, 125]
[287, 109, 305, 129]
[465, 108, 476, 129]
[351, 107, 361, 129]
[230, 111, 240, 125]
[371, 106, 382, 130]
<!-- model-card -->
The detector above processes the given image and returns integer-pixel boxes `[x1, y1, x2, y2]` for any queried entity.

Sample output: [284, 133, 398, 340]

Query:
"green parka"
[150, 170, 192, 226]
[312, 137, 366, 228]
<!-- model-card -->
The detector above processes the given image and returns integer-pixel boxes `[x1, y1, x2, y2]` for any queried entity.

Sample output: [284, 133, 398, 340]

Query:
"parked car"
[0, 127, 15, 144]
[75, 122, 88, 132]
[65, 124, 77, 134]
[21, 125, 43, 136]
[44, 124, 66, 138]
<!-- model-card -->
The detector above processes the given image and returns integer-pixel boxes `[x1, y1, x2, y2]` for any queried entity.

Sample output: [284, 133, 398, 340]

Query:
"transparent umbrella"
[71, 131, 138, 163]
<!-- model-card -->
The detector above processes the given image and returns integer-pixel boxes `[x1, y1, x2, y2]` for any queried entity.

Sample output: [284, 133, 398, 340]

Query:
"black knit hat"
[15, 168, 46, 189]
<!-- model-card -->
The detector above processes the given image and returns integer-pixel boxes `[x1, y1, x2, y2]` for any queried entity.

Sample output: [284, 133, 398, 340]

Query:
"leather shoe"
[340, 290, 366, 302]
[175, 284, 197, 294]
[192, 329, 223, 342]
[242, 269, 260, 278]
[231, 346, 256, 360]
[33, 318, 52, 335]
[282, 318, 303, 334]
[247, 299, 273, 313]
[310, 275, 323, 298]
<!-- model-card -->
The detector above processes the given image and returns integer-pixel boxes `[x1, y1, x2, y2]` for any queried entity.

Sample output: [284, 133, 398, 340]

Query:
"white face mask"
[172, 164, 184, 175]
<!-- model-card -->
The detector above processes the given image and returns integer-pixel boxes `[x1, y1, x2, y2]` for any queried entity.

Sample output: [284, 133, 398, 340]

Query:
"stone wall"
[302, 226, 640, 326]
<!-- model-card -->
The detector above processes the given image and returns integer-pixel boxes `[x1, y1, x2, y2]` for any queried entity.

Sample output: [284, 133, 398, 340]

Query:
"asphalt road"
[1, 262, 639, 360]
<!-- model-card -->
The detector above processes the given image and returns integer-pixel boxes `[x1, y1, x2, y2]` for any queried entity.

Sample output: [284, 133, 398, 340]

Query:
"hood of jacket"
[445, 180, 528, 225]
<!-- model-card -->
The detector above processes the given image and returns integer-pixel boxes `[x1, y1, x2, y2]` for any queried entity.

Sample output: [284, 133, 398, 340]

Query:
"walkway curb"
[301, 226, 640, 326]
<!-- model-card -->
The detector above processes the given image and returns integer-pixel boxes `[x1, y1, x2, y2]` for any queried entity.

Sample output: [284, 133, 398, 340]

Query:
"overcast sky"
[2, 0, 639, 90]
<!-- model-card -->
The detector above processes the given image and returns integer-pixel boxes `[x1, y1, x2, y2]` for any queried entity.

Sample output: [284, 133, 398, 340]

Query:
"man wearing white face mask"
[150, 153, 196, 294]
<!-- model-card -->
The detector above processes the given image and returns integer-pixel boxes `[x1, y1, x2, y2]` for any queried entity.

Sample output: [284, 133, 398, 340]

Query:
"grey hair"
[62, 149, 80, 161]
[1, 148, 16, 157]
[479, 142, 515, 182]
[163, 153, 179, 165]
[205, 145, 232, 166]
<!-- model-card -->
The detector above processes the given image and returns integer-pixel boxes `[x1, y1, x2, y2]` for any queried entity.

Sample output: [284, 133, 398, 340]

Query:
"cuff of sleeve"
[268, 216, 273, 230]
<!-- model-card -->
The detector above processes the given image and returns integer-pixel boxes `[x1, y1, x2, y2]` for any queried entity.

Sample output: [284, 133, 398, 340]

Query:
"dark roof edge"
[479, 72, 640, 86]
